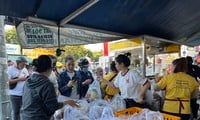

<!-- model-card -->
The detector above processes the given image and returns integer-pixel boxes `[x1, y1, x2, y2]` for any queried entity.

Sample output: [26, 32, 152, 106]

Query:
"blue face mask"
[82, 67, 88, 73]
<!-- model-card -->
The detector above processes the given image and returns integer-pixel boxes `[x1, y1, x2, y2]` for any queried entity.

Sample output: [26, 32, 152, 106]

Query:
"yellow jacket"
[101, 72, 119, 100]
[157, 72, 199, 114]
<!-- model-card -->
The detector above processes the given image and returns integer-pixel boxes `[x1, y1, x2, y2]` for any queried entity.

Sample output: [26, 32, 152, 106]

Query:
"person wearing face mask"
[22, 55, 78, 120]
[57, 55, 80, 99]
[77, 58, 94, 98]
[8, 56, 29, 120]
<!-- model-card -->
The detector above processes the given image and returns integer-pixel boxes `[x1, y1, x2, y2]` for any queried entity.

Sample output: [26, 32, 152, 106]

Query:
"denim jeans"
[10, 95, 22, 120]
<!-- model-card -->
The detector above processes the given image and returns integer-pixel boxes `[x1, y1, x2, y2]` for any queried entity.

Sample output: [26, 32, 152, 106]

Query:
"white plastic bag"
[85, 80, 102, 101]
[100, 106, 116, 120]
[57, 94, 72, 102]
[110, 94, 126, 112]
[88, 99, 111, 120]
[146, 111, 163, 120]
[54, 108, 64, 120]
[89, 105, 104, 120]
[76, 99, 90, 114]
[63, 105, 89, 120]
[63, 106, 74, 120]
[128, 109, 148, 120]
[90, 99, 109, 108]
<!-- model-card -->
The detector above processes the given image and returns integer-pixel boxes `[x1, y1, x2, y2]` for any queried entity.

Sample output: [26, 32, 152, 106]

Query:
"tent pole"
[26, 16, 57, 26]
[60, 0, 99, 26]
[0, 16, 11, 120]
[142, 36, 146, 78]
[153, 55, 156, 73]
[58, 26, 60, 48]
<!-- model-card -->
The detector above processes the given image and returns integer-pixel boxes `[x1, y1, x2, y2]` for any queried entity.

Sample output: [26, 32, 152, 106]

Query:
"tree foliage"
[5, 27, 19, 44]
[92, 51, 103, 61]
[57, 45, 94, 62]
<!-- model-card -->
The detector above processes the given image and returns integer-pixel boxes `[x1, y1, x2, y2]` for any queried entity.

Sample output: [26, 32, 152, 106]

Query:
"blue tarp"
[1, 0, 200, 46]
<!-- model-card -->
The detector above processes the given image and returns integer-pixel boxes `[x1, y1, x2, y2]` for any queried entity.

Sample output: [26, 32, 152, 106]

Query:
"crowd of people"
[6, 53, 200, 120]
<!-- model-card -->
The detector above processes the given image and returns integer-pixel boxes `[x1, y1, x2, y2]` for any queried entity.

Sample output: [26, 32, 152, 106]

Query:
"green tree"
[92, 51, 103, 61]
[57, 45, 93, 62]
[5, 27, 19, 44]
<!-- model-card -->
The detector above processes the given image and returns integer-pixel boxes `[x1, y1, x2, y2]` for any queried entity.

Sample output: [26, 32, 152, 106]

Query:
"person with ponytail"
[155, 57, 199, 120]
[100, 54, 150, 108]
[21, 55, 78, 120]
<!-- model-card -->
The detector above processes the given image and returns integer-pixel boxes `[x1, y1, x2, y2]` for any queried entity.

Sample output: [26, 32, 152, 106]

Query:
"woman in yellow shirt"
[101, 61, 119, 100]
[155, 57, 199, 120]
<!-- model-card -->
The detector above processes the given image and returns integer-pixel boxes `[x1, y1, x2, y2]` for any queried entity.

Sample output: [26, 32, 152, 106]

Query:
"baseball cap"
[56, 62, 63, 67]
[16, 56, 28, 63]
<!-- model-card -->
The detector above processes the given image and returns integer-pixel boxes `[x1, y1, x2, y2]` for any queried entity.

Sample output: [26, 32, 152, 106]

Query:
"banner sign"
[17, 22, 122, 48]
[24, 24, 54, 44]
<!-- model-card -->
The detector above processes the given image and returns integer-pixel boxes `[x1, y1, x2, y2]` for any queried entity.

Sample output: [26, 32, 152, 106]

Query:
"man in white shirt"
[7, 56, 29, 120]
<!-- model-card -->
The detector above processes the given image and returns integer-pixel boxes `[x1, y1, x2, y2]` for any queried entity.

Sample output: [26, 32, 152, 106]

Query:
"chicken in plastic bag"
[85, 80, 102, 102]
[110, 94, 126, 112]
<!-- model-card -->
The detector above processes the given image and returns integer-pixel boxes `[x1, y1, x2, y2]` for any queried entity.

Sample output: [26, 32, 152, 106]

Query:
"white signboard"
[6, 44, 21, 54]
[24, 24, 54, 44]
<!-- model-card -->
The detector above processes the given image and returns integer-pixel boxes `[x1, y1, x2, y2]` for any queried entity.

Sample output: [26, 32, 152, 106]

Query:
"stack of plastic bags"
[55, 99, 120, 120]
[54, 96, 164, 120]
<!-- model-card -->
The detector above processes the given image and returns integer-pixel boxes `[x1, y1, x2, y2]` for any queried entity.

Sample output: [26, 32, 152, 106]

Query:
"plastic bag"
[146, 111, 163, 120]
[89, 99, 110, 120]
[110, 94, 126, 112]
[57, 94, 72, 102]
[100, 106, 116, 120]
[63, 106, 74, 120]
[64, 105, 89, 120]
[54, 108, 64, 120]
[85, 80, 102, 102]
[128, 109, 148, 120]
[76, 99, 90, 114]
[90, 99, 109, 108]
[89, 105, 104, 120]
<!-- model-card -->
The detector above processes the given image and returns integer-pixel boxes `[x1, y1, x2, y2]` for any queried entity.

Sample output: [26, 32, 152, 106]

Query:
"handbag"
[9, 77, 18, 89]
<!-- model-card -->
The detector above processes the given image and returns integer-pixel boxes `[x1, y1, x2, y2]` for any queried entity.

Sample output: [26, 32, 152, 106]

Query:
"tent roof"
[1, 0, 200, 46]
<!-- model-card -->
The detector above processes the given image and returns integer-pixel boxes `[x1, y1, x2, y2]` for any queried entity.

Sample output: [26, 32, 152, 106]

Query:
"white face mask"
[82, 67, 88, 73]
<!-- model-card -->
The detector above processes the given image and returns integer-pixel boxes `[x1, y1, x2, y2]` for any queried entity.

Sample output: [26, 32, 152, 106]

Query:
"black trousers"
[10, 95, 22, 120]
[190, 98, 199, 118]
[124, 99, 148, 108]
